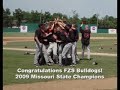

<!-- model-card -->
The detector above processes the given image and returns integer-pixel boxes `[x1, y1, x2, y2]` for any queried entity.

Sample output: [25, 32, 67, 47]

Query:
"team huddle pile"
[34, 18, 91, 66]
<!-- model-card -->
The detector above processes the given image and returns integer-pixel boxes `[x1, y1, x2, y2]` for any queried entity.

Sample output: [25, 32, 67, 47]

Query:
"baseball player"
[40, 25, 55, 65]
[71, 24, 80, 63]
[34, 23, 54, 66]
[68, 26, 76, 66]
[55, 23, 66, 66]
[61, 24, 73, 65]
[46, 22, 59, 64]
[34, 24, 44, 66]
[80, 23, 91, 60]
[57, 22, 75, 66]
[67, 24, 80, 64]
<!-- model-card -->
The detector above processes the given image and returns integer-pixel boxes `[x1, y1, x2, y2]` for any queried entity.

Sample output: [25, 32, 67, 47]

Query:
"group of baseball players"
[34, 18, 91, 66]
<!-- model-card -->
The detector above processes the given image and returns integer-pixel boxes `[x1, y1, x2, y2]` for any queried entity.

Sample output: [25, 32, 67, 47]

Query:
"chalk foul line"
[3, 47, 117, 57]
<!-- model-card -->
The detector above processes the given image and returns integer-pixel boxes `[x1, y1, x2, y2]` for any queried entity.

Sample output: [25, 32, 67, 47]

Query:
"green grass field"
[4, 39, 117, 54]
[3, 32, 35, 37]
[3, 50, 117, 85]
[3, 32, 117, 85]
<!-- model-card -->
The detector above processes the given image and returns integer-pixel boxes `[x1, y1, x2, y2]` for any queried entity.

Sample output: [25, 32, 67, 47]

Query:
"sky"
[3, 0, 117, 18]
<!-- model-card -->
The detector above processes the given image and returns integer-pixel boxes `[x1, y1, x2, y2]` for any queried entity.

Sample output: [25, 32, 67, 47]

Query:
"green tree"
[3, 8, 11, 27]
[108, 16, 117, 28]
[30, 10, 40, 23]
[43, 12, 52, 22]
[72, 10, 80, 24]
[22, 11, 31, 22]
[81, 17, 88, 24]
[98, 15, 117, 29]
[13, 8, 23, 26]
[52, 13, 63, 19]
[89, 14, 98, 24]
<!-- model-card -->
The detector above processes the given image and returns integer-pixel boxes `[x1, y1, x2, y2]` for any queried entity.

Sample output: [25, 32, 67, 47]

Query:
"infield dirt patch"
[3, 77, 117, 90]
[3, 37, 117, 41]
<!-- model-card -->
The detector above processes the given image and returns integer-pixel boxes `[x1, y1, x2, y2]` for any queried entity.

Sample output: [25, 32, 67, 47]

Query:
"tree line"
[3, 8, 117, 29]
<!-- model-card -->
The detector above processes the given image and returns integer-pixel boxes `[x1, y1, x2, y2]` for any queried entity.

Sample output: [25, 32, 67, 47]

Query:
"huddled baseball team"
[34, 18, 91, 66]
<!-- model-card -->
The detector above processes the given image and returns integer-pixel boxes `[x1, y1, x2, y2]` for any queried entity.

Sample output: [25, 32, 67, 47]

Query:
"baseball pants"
[58, 43, 64, 65]
[47, 42, 58, 63]
[34, 42, 42, 65]
[71, 42, 77, 64]
[42, 44, 54, 64]
[67, 42, 79, 64]
[62, 43, 73, 59]
[74, 42, 80, 62]
[82, 44, 90, 59]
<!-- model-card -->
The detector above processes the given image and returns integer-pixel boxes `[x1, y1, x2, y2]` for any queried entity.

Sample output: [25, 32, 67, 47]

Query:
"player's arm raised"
[80, 22, 84, 33]
[57, 22, 65, 29]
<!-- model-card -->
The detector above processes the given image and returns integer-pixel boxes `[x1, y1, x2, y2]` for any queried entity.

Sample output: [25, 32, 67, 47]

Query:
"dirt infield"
[3, 77, 117, 90]
[3, 37, 117, 41]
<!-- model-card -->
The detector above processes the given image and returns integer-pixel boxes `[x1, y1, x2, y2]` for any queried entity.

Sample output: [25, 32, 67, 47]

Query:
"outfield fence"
[3, 23, 117, 34]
